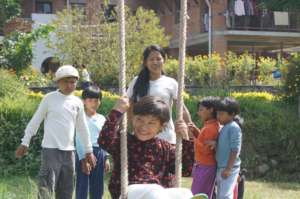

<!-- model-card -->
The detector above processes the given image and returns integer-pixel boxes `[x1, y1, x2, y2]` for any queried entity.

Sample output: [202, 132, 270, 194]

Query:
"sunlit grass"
[1, 176, 300, 199]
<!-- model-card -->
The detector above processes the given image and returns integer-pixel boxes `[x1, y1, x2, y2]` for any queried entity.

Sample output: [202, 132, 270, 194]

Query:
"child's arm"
[75, 138, 93, 175]
[98, 96, 130, 154]
[75, 135, 86, 161]
[194, 127, 217, 154]
[222, 151, 239, 178]
[202, 126, 219, 151]
[16, 96, 48, 158]
[187, 123, 201, 138]
[76, 104, 95, 168]
[222, 126, 242, 178]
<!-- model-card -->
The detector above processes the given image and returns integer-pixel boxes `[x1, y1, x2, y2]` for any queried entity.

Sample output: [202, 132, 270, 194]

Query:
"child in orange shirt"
[188, 96, 221, 199]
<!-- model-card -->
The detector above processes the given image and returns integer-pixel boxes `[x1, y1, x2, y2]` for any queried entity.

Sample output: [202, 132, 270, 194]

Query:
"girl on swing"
[97, 95, 192, 199]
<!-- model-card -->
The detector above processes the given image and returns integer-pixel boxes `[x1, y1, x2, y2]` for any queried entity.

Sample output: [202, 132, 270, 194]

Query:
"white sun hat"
[54, 65, 79, 81]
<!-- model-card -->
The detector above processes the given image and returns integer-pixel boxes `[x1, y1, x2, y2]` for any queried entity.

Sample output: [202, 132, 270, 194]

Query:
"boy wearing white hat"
[15, 65, 96, 199]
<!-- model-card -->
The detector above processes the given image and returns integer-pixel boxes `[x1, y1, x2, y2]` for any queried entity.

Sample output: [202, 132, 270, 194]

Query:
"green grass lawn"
[1, 176, 300, 199]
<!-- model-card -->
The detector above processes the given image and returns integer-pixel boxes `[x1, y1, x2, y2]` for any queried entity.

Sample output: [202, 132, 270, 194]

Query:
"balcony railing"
[227, 10, 300, 32]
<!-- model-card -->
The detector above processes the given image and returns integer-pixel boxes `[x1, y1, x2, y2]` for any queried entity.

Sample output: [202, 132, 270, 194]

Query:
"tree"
[257, 0, 300, 10]
[0, 25, 54, 75]
[49, 7, 170, 86]
[284, 53, 300, 98]
[0, 0, 21, 33]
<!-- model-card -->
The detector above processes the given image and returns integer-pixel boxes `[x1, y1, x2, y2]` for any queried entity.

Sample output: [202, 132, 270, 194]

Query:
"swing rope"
[118, 0, 128, 198]
[117, 0, 188, 196]
[175, 0, 188, 187]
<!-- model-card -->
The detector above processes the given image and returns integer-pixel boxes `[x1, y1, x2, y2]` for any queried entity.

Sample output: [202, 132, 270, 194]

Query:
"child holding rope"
[188, 97, 221, 198]
[97, 95, 190, 199]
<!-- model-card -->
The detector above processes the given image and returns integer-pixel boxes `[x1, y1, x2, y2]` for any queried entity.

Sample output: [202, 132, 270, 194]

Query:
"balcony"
[227, 10, 300, 32]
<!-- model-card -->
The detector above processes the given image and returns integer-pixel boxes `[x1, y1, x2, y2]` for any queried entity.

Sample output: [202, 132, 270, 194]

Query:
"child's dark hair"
[82, 85, 102, 100]
[218, 97, 243, 127]
[197, 96, 221, 118]
[133, 96, 170, 124]
[132, 45, 166, 102]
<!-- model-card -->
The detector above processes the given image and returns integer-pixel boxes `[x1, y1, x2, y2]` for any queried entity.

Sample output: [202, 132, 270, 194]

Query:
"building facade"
[132, 0, 300, 57]
[3, 0, 300, 71]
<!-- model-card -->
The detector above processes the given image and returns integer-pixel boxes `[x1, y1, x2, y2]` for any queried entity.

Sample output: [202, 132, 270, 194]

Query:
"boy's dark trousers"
[76, 147, 106, 199]
[38, 148, 75, 199]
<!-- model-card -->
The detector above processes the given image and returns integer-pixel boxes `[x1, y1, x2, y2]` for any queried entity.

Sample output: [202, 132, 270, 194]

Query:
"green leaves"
[0, 0, 21, 33]
[284, 53, 300, 98]
[258, 0, 300, 11]
[0, 25, 54, 75]
[49, 7, 169, 86]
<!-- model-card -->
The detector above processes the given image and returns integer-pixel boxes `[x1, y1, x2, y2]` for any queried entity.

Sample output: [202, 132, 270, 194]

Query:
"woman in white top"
[81, 64, 91, 89]
[127, 45, 192, 144]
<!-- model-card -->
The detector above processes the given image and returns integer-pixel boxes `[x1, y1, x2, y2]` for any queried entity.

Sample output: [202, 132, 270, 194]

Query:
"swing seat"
[127, 184, 194, 199]
[190, 193, 208, 199]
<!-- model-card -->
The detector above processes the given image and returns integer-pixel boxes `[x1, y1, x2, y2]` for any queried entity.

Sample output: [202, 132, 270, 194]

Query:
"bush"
[0, 96, 42, 176]
[284, 53, 300, 99]
[164, 52, 281, 88]
[0, 69, 27, 99]
[0, 88, 119, 176]
[164, 54, 223, 87]
[19, 67, 52, 87]
[1, 80, 300, 179]
[0, 25, 53, 75]
[231, 92, 300, 178]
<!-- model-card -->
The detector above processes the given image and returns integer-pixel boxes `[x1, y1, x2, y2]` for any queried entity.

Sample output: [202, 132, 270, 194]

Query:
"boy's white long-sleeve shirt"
[21, 90, 93, 154]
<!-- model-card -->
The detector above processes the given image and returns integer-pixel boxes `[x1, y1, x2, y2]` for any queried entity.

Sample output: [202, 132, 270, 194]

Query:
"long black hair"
[132, 45, 166, 102]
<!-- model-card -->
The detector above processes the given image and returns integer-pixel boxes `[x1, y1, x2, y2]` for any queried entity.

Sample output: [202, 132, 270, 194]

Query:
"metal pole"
[67, 0, 70, 10]
[205, 0, 212, 58]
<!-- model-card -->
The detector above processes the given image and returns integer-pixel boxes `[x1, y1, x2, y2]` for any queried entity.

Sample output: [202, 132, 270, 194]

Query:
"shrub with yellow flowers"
[19, 67, 52, 87]
[284, 53, 300, 99]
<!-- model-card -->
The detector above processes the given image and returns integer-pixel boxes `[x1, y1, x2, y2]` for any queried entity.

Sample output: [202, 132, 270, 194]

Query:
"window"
[36, 2, 53, 14]
[71, 3, 86, 11]
[104, 4, 117, 22]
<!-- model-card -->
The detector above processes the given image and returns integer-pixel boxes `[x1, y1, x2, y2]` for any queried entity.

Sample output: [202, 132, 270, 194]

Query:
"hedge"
[1, 89, 300, 180]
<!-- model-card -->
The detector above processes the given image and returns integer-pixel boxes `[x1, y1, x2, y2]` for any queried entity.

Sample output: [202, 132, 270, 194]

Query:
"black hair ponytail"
[233, 115, 244, 128]
[132, 67, 150, 102]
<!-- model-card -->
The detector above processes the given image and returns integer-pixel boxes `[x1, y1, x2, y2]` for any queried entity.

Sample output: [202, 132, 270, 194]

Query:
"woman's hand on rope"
[113, 96, 130, 113]
[15, 144, 28, 159]
[175, 119, 189, 140]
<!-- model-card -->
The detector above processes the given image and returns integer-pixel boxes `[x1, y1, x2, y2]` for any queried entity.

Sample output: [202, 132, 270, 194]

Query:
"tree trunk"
[298, 95, 300, 119]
